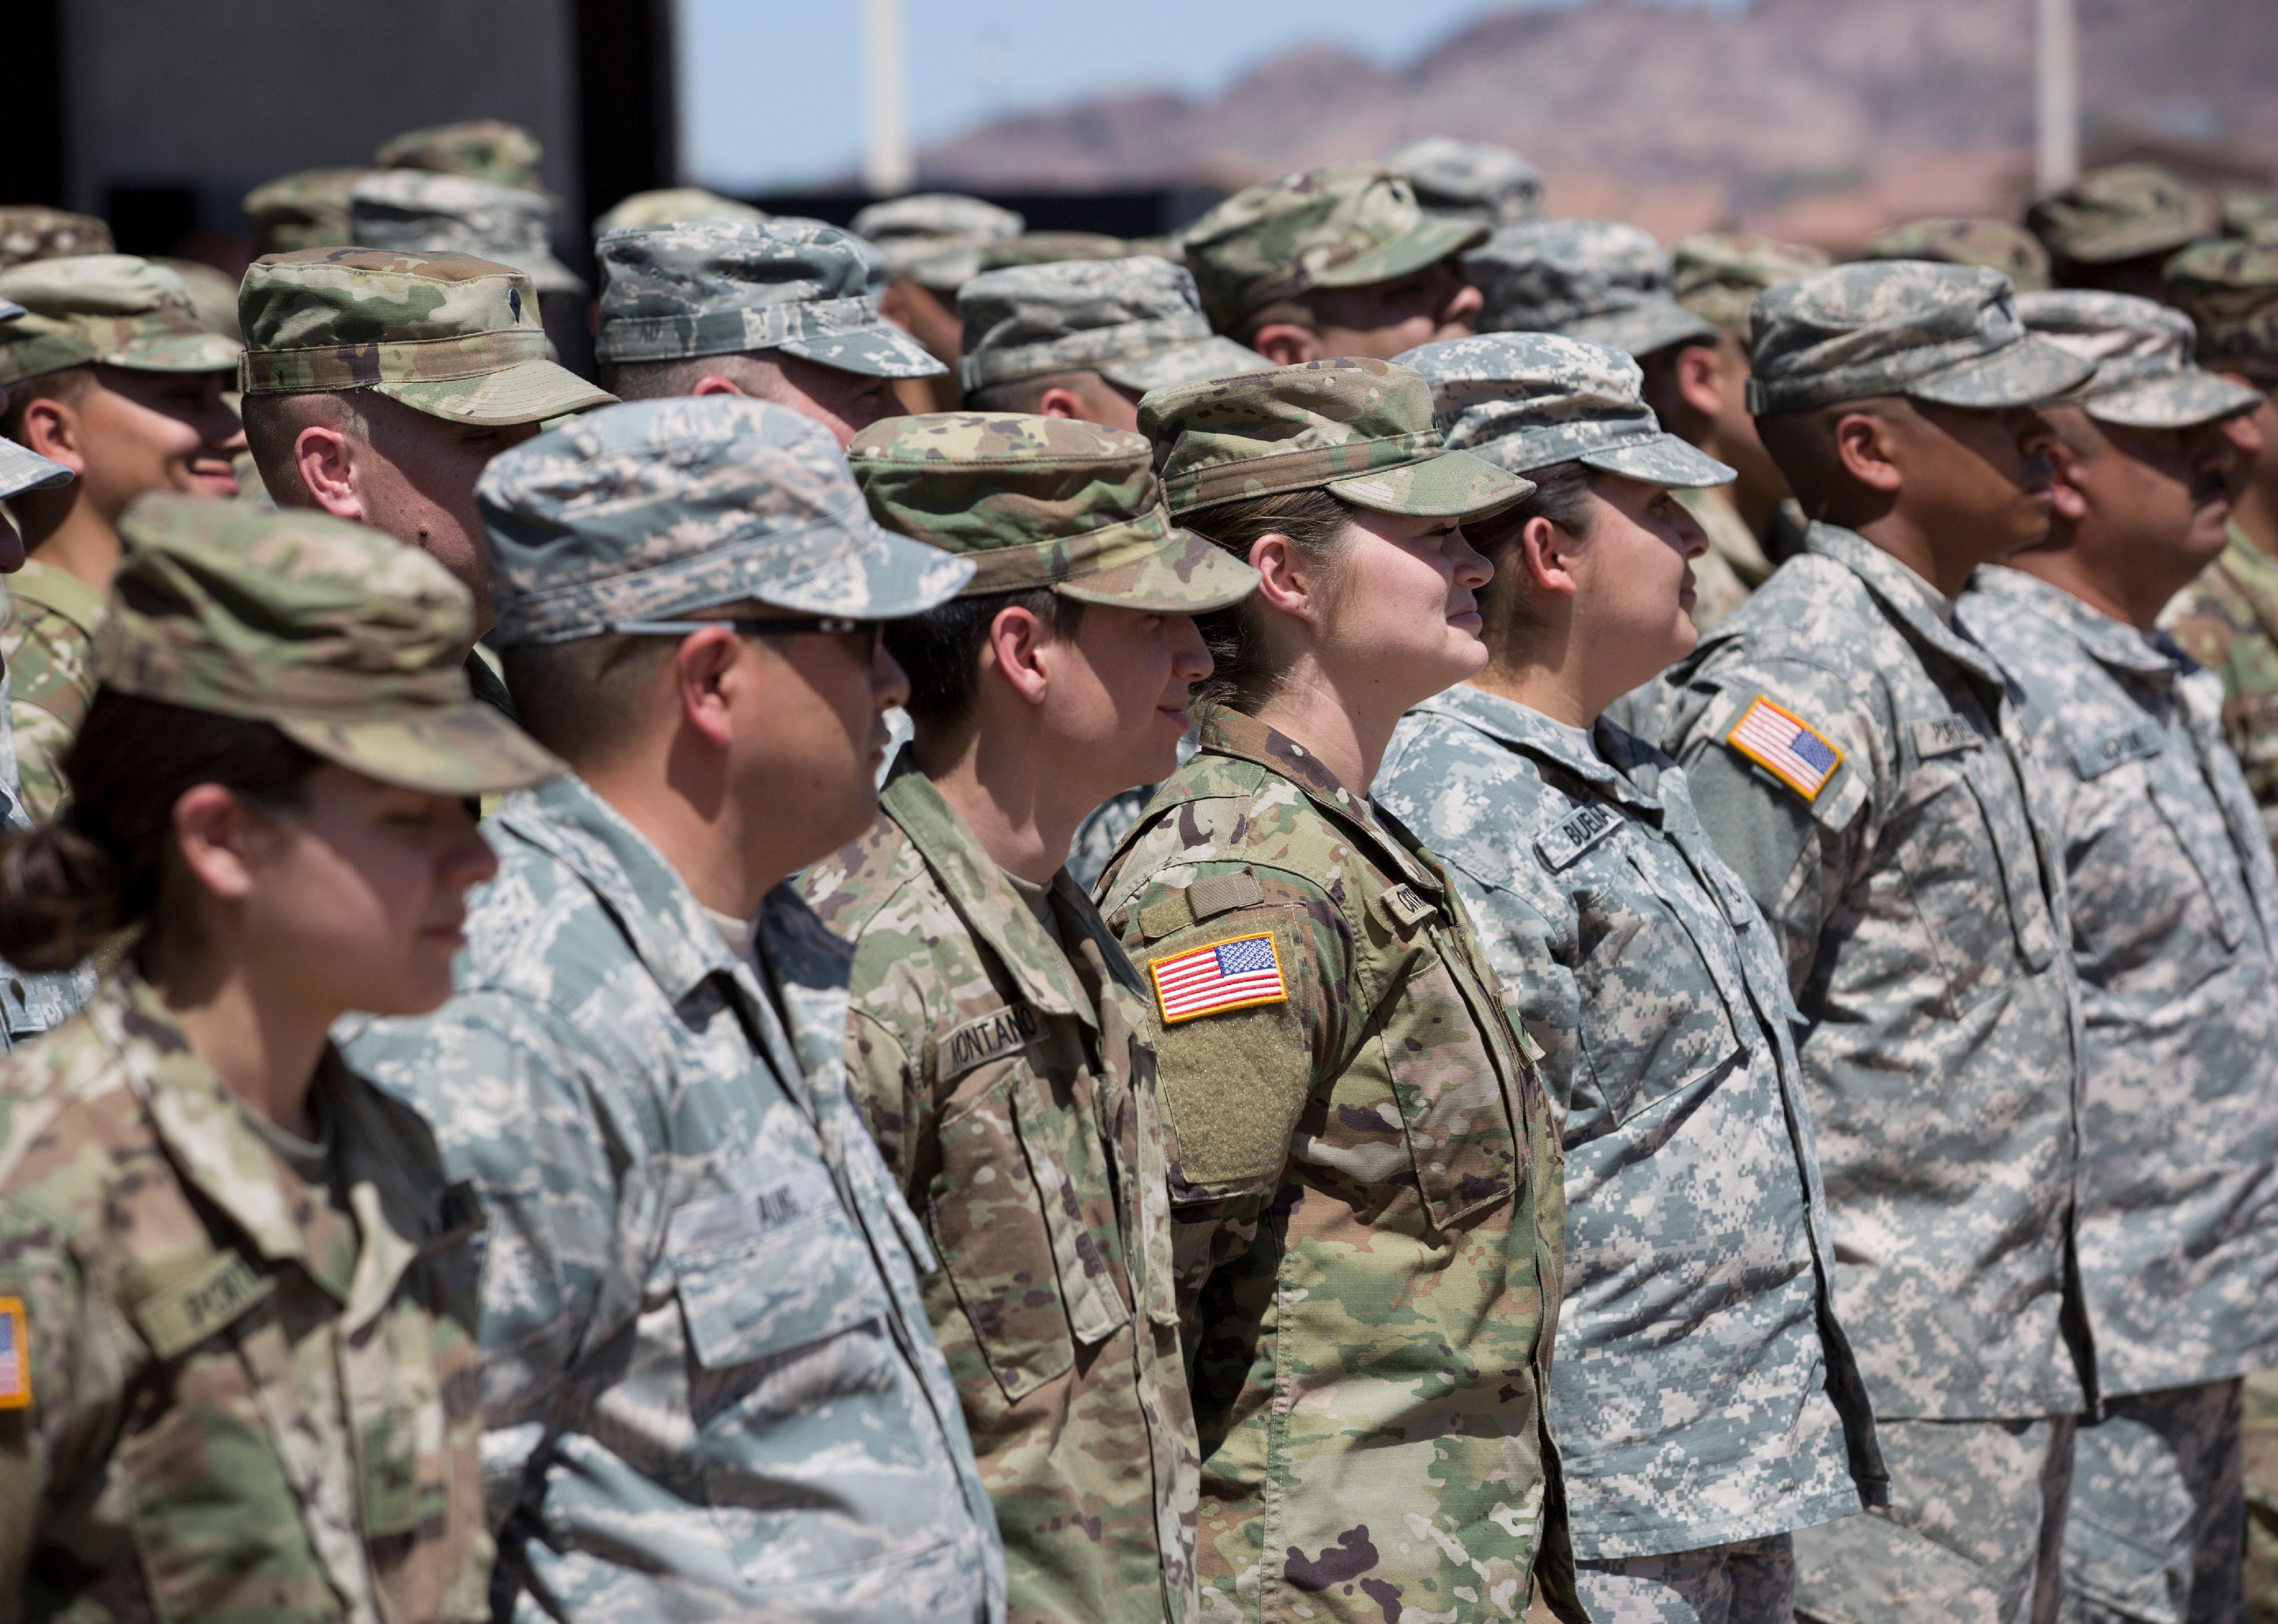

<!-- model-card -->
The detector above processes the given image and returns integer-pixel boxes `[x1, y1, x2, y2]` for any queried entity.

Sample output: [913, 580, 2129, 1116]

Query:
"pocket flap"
[669, 1168, 887, 1371]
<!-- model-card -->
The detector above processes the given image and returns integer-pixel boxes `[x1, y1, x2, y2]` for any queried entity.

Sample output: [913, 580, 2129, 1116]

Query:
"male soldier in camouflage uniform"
[802, 414, 1259, 1624]
[1867, 218, 2055, 293]
[593, 185, 765, 234]
[341, 395, 1007, 1623]
[374, 118, 550, 194]
[0, 207, 111, 271]
[1384, 136, 1545, 226]
[1180, 164, 1486, 366]
[243, 168, 371, 256]
[1958, 291, 2276, 1624]
[0, 254, 243, 821]
[2028, 163, 2209, 302]
[1626, 262, 2099, 1623]
[234, 248, 613, 716]
[594, 218, 942, 446]
[853, 194, 1028, 411]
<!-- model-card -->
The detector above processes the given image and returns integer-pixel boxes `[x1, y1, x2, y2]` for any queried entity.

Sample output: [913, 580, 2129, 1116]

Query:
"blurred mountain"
[911, 0, 2278, 246]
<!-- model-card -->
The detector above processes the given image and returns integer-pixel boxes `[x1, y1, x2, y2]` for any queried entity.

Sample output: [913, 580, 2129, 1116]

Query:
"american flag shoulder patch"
[1148, 930, 1289, 1025]
[0, 1296, 29, 1410]
[1726, 695, 1844, 801]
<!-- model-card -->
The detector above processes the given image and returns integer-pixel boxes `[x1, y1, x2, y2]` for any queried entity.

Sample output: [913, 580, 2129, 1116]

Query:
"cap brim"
[101, 333, 244, 373]
[2083, 369, 2264, 430]
[779, 323, 948, 379]
[0, 435, 73, 500]
[1311, 215, 1489, 293]
[1909, 334, 2097, 410]
[1578, 434, 1736, 488]
[749, 518, 980, 621]
[1560, 300, 1721, 358]
[379, 357, 617, 426]
[1053, 529, 1261, 614]
[1329, 448, 1534, 520]
[0, 299, 26, 324]
[275, 703, 564, 798]
[1098, 334, 1272, 394]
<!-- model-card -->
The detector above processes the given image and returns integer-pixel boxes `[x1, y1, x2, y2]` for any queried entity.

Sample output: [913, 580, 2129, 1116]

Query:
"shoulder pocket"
[668, 1165, 890, 1370]
[1377, 909, 1523, 1230]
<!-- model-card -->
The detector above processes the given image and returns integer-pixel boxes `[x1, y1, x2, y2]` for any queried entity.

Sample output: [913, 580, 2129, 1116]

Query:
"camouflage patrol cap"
[1140, 356, 1533, 520]
[2222, 192, 2278, 246]
[849, 194, 1026, 291]
[242, 169, 371, 258]
[0, 207, 113, 271]
[1672, 232, 1832, 334]
[0, 255, 241, 387]
[1180, 164, 1488, 336]
[956, 256, 1267, 394]
[238, 248, 613, 425]
[594, 218, 942, 377]
[2163, 239, 2278, 383]
[2015, 290, 2257, 429]
[1399, 332, 1734, 486]
[0, 300, 72, 500]
[1866, 218, 2052, 292]
[1746, 261, 2093, 415]
[593, 187, 767, 235]
[1383, 137, 1543, 227]
[977, 232, 1131, 274]
[847, 413, 1257, 613]
[374, 119, 547, 195]
[1466, 220, 1719, 357]
[351, 170, 584, 296]
[100, 493, 560, 795]
[2028, 163, 2208, 266]
[477, 396, 974, 646]
[155, 259, 243, 342]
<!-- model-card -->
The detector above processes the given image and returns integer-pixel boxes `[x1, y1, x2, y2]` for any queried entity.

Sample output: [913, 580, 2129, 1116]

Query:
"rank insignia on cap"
[1148, 931, 1287, 1024]
[0, 1296, 29, 1410]
[1727, 695, 1843, 801]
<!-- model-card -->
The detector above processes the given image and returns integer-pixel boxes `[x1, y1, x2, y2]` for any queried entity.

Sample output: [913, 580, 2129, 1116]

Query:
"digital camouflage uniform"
[350, 170, 584, 298]
[955, 255, 1266, 398]
[0, 207, 112, 271]
[2027, 164, 2209, 288]
[0, 493, 563, 1623]
[851, 195, 1028, 293]
[1865, 219, 2055, 294]
[805, 413, 1258, 1624]
[1623, 263, 2100, 1624]
[1092, 359, 1583, 1624]
[374, 119, 549, 194]
[1464, 219, 1719, 358]
[1383, 137, 1544, 226]
[341, 396, 1006, 1624]
[243, 169, 372, 258]
[1960, 292, 2275, 1624]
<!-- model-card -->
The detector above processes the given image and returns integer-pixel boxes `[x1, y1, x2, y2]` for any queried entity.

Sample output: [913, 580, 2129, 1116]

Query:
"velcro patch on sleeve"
[0, 1296, 28, 1410]
[1726, 695, 1844, 801]
[1148, 931, 1289, 1025]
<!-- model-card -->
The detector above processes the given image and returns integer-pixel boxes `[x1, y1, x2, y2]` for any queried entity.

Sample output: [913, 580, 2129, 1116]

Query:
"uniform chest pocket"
[1378, 933, 1523, 1230]
[1890, 731, 2053, 1015]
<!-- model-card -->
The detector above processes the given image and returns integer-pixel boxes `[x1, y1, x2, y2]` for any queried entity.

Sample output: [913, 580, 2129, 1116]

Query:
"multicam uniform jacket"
[0, 974, 491, 1623]
[1625, 522, 2093, 1423]
[0, 557, 104, 825]
[341, 773, 1005, 1624]
[2163, 521, 2278, 855]
[0, 655, 92, 1048]
[1962, 565, 2278, 1396]
[1093, 710, 1583, 1624]
[1375, 685, 1885, 1561]
[801, 760, 1200, 1624]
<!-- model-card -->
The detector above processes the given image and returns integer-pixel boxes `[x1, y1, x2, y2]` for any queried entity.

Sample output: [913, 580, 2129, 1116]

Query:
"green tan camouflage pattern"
[0, 973, 492, 1623]
[978, 232, 1132, 272]
[846, 411, 1258, 613]
[0, 207, 112, 271]
[0, 301, 72, 499]
[2249, 1370, 2278, 1620]
[373, 119, 547, 195]
[1384, 137, 1543, 227]
[2165, 238, 2278, 383]
[955, 256, 1266, 394]
[242, 168, 372, 257]
[237, 247, 611, 425]
[1466, 220, 1721, 358]
[350, 169, 584, 296]
[2028, 162, 2210, 267]
[155, 257, 243, 342]
[592, 186, 767, 234]
[1865, 217, 2053, 293]
[478, 395, 973, 644]
[0, 559, 103, 823]
[1091, 708, 1583, 1624]
[2224, 192, 2278, 246]
[851, 194, 1028, 291]
[802, 762, 1201, 1624]
[2162, 520, 2278, 851]
[1671, 231, 1831, 334]
[1140, 355, 1531, 519]
[1179, 164, 1485, 335]
[2016, 288, 2260, 428]
[0, 254, 239, 386]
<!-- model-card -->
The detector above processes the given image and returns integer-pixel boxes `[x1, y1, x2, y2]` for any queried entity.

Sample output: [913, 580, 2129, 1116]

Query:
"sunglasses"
[611, 615, 887, 657]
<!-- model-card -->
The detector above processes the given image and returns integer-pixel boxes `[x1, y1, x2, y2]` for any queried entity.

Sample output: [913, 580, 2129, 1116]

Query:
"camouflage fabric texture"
[845, 411, 1257, 611]
[340, 774, 1007, 1623]
[1573, 1536, 1795, 1624]
[0, 207, 112, 270]
[1397, 331, 1736, 484]
[477, 395, 973, 645]
[851, 194, 1027, 290]
[1960, 566, 2278, 1396]
[350, 168, 584, 296]
[0, 974, 492, 1623]
[979, 232, 1133, 273]
[1375, 687, 1885, 1560]
[242, 168, 372, 257]
[954, 255, 1267, 394]
[2250, 1370, 2278, 1622]
[1093, 709, 1582, 1624]
[592, 186, 767, 234]
[594, 218, 944, 377]
[2015, 288, 2260, 427]
[1623, 523, 2092, 1424]
[0, 254, 241, 386]
[1383, 137, 1543, 226]
[2224, 191, 2278, 246]
[1864, 217, 2054, 293]
[1178, 164, 1485, 336]
[2165, 238, 2278, 383]
[1670, 231, 1831, 334]
[0, 560, 104, 823]
[2027, 161, 2209, 267]
[0, 297, 71, 499]
[0, 687, 93, 1042]
[1465, 220, 1718, 358]
[1141, 356, 1532, 519]
[801, 763, 1201, 1624]
[1674, 485, 1776, 635]
[1745, 260, 2092, 414]
[156, 257, 243, 341]
[2065, 1377, 2245, 1621]
[2166, 523, 2278, 855]
[237, 247, 612, 424]
[373, 118, 548, 194]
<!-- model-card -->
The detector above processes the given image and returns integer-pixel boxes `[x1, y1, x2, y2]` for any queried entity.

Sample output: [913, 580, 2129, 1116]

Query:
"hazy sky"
[680, 0, 1738, 192]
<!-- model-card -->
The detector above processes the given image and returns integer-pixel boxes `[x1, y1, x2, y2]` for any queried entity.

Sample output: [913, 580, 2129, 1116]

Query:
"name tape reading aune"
[1148, 931, 1289, 1024]
[1727, 695, 1844, 801]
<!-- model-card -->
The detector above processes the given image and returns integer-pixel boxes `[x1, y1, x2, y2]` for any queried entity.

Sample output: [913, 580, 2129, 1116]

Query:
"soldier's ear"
[1828, 407, 1903, 497]
[13, 393, 84, 472]
[1250, 323, 1324, 368]
[291, 424, 363, 521]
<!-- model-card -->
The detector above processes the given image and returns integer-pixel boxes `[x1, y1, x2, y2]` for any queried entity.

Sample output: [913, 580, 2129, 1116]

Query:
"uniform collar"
[9, 557, 108, 640]
[1199, 708, 1446, 897]
[1413, 683, 1666, 821]
[2215, 519, 2278, 639]
[1971, 564, 2179, 680]
[1806, 521, 2014, 693]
